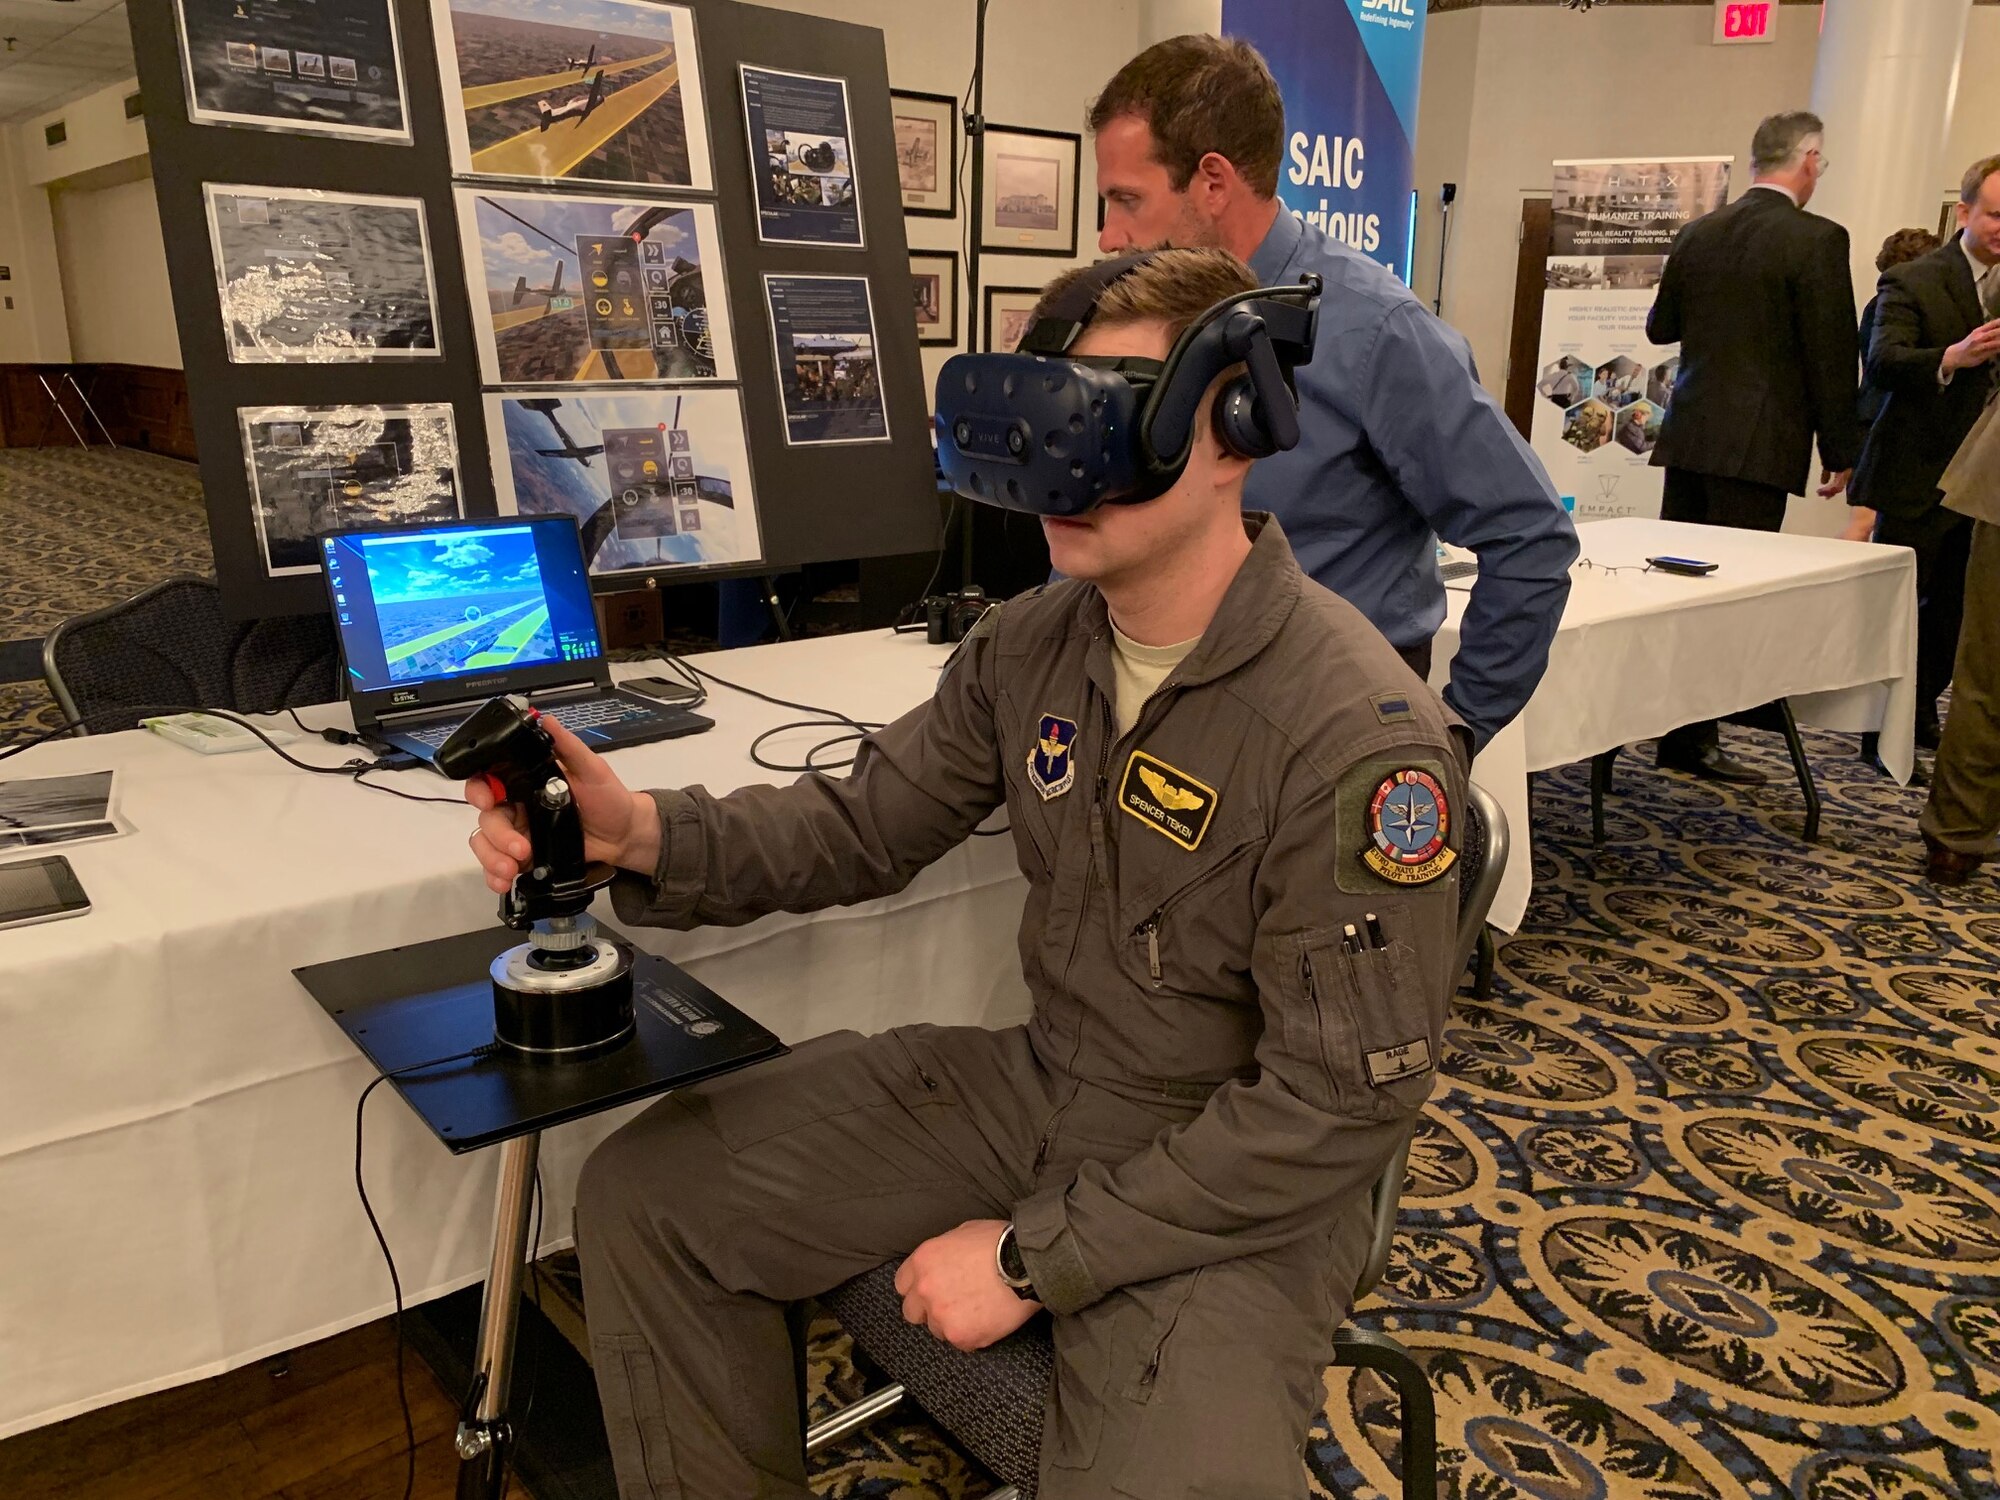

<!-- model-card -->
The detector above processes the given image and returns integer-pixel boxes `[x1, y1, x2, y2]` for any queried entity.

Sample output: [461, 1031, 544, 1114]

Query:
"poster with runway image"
[741, 65, 862, 247]
[206, 186, 440, 362]
[487, 388, 761, 575]
[174, 0, 411, 142]
[1529, 157, 1731, 520]
[458, 189, 734, 385]
[241, 405, 463, 575]
[432, 0, 712, 191]
[763, 274, 887, 445]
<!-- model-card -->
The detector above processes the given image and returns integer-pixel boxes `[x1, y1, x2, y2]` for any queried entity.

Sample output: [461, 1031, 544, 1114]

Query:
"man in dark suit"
[1646, 110, 1862, 782]
[1853, 155, 2000, 757]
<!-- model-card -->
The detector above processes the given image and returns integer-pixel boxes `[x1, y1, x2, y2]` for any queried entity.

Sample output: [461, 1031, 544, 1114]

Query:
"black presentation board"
[129, 0, 936, 620]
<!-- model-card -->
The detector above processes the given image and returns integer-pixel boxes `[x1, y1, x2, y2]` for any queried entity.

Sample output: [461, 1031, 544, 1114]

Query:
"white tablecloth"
[0, 632, 1031, 1440]
[1437, 517, 1918, 931]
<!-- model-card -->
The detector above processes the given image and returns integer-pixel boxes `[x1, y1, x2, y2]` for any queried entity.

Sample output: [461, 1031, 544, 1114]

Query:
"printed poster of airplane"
[485, 388, 762, 576]
[429, 0, 713, 192]
[456, 189, 736, 386]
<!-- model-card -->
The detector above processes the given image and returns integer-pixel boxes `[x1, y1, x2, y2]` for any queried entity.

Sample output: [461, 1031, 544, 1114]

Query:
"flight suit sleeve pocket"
[1294, 903, 1438, 1118]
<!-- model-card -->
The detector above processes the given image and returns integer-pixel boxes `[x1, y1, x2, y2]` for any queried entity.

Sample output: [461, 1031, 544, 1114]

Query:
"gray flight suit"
[578, 514, 1468, 1499]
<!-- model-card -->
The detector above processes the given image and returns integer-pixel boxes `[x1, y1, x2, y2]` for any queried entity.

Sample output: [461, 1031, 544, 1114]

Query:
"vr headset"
[935, 252, 1320, 517]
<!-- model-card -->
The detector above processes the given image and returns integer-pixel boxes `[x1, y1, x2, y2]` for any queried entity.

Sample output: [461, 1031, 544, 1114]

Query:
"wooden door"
[1502, 197, 1553, 440]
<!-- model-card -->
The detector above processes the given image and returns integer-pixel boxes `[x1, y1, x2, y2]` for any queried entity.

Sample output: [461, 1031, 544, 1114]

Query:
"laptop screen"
[322, 517, 602, 697]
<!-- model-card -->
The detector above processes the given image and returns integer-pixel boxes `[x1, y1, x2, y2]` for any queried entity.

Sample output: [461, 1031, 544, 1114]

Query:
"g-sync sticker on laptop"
[1117, 751, 1218, 851]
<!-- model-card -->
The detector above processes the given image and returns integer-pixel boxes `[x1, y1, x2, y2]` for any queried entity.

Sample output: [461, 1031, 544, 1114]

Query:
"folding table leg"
[1774, 698, 1820, 844]
[1589, 748, 1620, 845]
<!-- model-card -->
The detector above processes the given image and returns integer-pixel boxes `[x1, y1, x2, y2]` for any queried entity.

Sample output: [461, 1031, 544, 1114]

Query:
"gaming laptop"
[320, 515, 710, 768]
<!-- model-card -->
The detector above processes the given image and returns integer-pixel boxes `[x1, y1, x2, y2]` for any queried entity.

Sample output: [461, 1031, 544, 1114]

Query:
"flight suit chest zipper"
[1055, 696, 1118, 1074]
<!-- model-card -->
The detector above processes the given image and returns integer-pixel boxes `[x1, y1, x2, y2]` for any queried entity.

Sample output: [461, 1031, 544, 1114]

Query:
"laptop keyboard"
[404, 698, 656, 749]
[1440, 560, 1478, 581]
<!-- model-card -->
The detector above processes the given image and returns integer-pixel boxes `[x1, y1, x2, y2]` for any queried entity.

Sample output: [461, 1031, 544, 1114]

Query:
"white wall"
[20, 76, 147, 189]
[0, 130, 68, 363]
[752, 0, 1141, 398]
[0, 74, 153, 367]
[50, 165, 181, 369]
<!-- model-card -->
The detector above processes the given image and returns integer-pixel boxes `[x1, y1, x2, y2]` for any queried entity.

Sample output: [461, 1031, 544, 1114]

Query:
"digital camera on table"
[924, 586, 993, 644]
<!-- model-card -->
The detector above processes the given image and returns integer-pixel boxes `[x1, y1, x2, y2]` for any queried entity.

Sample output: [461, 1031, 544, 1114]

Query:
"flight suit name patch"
[1118, 751, 1217, 851]
[1361, 768, 1458, 886]
[1028, 715, 1078, 801]
[1365, 1037, 1433, 1086]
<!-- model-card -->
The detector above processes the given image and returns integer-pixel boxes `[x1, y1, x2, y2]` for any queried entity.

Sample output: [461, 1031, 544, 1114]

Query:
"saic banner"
[1221, 0, 1426, 284]
[1529, 157, 1732, 520]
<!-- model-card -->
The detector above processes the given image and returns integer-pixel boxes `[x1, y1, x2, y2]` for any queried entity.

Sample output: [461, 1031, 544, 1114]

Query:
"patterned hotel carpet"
[527, 730, 2000, 1500]
[0, 447, 211, 739]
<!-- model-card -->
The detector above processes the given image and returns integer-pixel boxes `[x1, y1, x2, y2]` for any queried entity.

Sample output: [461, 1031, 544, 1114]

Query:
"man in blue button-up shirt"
[1090, 36, 1578, 751]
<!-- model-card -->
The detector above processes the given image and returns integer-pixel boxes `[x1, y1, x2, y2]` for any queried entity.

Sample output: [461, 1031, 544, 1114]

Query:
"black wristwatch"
[995, 1223, 1038, 1300]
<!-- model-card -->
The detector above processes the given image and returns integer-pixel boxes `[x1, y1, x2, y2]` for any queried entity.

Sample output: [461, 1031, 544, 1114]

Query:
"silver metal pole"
[63, 372, 118, 448]
[36, 374, 88, 450]
[466, 1132, 540, 1437]
[804, 1382, 906, 1454]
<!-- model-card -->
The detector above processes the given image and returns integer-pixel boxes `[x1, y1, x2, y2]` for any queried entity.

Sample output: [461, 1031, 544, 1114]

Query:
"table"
[0, 632, 1030, 1441]
[1438, 518, 1918, 932]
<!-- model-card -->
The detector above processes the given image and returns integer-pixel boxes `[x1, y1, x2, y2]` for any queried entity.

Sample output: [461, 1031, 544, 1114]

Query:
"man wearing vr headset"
[1092, 35, 1578, 752]
[467, 248, 1466, 1499]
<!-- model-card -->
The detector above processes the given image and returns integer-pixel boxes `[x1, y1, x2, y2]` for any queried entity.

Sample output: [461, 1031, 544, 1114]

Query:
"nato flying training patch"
[1118, 751, 1217, 851]
[1360, 767, 1457, 886]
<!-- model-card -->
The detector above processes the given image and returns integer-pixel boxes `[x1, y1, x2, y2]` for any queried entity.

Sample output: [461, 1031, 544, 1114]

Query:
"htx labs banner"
[1530, 156, 1731, 520]
[1221, 0, 1425, 284]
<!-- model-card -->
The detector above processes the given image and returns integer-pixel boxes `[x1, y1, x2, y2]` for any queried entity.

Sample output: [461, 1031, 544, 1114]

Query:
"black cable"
[354, 1045, 499, 1500]
[515, 1166, 546, 1443]
[668, 657, 883, 773]
[354, 767, 465, 804]
[2, 704, 466, 808]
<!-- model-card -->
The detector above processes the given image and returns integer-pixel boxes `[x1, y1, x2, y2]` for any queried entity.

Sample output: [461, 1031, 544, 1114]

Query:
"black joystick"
[437, 697, 635, 1061]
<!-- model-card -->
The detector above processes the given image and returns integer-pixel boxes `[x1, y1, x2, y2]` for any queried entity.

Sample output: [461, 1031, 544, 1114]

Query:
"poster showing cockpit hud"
[431, 0, 712, 192]
[742, 65, 862, 247]
[173, 0, 412, 143]
[458, 189, 735, 385]
[487, 389, 761, 574]
[241, 405, 464, 575]
[205, 185, 441, 362]
[763, 274, 888, 445]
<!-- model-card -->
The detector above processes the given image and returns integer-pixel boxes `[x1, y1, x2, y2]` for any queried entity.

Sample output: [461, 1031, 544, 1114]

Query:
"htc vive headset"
[935, 253, 1320, 517]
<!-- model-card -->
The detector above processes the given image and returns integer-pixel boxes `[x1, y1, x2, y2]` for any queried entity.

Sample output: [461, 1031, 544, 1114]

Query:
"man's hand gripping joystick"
[439, 697, 641, 1059]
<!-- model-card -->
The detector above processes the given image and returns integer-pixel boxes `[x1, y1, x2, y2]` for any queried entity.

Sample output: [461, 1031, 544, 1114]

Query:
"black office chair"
[42, 576, 339, 736]
[808, 782, 1511, 1500]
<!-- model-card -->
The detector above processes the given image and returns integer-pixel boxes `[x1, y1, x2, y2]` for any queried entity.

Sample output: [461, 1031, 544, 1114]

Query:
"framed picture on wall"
[983, 285, 1042, 353]
[892, 90, 957, 218]
[909, 251, 959, 346]
[980, 125, 1079, 257]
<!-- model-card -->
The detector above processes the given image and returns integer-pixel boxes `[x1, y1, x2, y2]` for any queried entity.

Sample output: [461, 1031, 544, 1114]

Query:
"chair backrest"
[1352, 779, 1508, 1304]
[42, 576, 339, 735]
